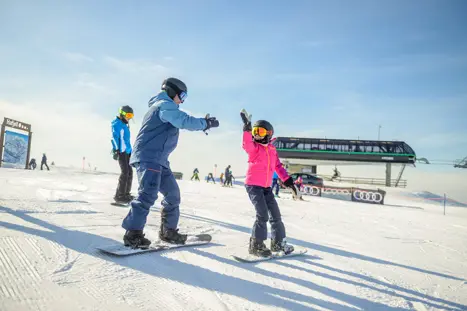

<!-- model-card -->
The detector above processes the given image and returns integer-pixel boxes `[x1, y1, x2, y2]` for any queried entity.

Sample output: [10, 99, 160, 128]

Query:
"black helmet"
[119, 105, 133, 115]
[118, 106, 134, 119]
[161, 77, 187, 100]
[252, 120, 274, 144]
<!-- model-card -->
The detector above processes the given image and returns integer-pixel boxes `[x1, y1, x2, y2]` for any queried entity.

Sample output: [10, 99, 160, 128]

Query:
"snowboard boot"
[123, 230, 151, 249]
[159, 227, 187, 245]
[114, 195, 131, 204]
[124, 194, 135, 202]
[271, 238, 294, 254]
[249, 237, 272, 257]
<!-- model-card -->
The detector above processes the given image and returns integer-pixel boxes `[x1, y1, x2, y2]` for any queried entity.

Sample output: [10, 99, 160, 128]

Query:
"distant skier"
[206, 172, 215, 183]
[220, 172, 224, 185]
[226, 170, 235, 187]
[191, 168, 200, 181]
[294, 175, 303, 191]
[111, 105, 134, 204]
[272, 171, 280, 197]
[28, 158, 36, 170]
[41, 153, 50, 171]
[224, 165, 233, 187]
[121, 77, 219, 249]
[240, 109, 298, 257]
[331, 166, 341, 181]
[230, 172, 235, 186]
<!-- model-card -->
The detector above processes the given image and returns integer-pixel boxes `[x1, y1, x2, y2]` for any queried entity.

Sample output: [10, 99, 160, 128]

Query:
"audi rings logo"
[353, 190, 383, 203]
[302, 185, 321, 196]
[322, 188, 351, 195]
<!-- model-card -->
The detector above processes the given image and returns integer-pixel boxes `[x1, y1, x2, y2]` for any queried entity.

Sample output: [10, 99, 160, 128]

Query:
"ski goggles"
[179, 91, 188, 103]
[123, 112, 134, 119]
[119, 109, 134, 120]
[252, 126, 272, 137]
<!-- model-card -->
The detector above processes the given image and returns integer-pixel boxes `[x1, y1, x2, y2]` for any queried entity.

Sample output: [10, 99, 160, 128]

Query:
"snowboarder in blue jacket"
[111, 105, 134, 203]
[122, 77, 220, 248]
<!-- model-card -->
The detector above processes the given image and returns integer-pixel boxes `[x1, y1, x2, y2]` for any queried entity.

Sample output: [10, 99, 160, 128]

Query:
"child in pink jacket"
[240, 109, 298, 257]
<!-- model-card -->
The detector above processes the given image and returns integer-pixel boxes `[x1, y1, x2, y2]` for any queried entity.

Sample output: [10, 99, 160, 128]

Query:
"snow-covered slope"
[0, 167, 466, 311]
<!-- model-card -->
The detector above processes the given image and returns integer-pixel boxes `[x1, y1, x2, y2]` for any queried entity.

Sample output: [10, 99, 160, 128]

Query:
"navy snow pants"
[246, 185, 286, 242]
[122, 162, 180, 231]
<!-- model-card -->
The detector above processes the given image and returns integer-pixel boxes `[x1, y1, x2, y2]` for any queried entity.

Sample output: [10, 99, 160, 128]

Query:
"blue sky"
[1, 0, 466, 167]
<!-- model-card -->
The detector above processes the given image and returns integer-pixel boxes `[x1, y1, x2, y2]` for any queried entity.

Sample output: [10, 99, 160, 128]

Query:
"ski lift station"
[273, 137, 416, 187]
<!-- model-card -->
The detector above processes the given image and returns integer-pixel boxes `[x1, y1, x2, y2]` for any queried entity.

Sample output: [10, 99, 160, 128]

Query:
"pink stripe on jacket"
[242, 131, 289, 187]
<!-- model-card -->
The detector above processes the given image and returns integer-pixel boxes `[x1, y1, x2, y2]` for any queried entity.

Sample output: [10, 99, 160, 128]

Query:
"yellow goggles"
[252, 126, 272, 137]
[124, 112, 134, 119]
[120, 109, 134, 120]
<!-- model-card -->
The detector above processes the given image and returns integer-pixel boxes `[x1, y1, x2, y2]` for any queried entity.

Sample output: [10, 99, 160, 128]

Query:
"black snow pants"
[115, 152, 133, 199]
[245, 185, 286, 242]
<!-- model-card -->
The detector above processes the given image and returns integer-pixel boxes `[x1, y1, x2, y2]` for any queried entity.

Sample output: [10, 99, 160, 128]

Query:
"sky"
[0, 0, 466, 186]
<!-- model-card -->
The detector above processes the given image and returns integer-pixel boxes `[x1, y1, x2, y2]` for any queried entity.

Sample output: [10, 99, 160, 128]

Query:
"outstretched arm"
[159, 102, 207, 131]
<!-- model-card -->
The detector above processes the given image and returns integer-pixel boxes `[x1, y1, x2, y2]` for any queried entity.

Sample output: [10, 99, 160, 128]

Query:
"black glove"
[112, 149, 118, 161]
[240, 109, 252, 132]
[283, 177, 298, 196]
[205, 115, 219, 130]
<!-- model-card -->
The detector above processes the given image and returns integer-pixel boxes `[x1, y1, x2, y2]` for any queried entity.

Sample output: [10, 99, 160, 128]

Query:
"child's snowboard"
[110, 202, 129, 207]
[96, 234, 212, 256]
[232, 248, 307, 263]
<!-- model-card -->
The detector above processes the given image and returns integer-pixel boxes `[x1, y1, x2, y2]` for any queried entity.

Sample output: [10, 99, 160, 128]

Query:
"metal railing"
[319, 175, 407, 188]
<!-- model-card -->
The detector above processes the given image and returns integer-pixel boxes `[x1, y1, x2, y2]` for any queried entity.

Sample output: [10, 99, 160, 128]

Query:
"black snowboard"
[96, 234, 212, 256]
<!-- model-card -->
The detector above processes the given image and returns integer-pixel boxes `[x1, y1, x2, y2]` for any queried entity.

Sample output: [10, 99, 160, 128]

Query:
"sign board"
[4, 117, 31, 132]
[0, 117, 33, 169]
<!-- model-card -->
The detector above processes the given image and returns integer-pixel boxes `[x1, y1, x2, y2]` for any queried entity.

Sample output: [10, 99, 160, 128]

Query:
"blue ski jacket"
[130, 91, 207, 167]
[111, 117, 132, 154]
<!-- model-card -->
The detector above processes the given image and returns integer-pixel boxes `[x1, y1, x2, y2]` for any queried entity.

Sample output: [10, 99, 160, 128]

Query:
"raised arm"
[243, 131, 258, 154]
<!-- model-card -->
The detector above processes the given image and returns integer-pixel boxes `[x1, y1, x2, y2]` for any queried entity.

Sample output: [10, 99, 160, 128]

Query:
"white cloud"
[63, 52, 94, 63]
[104, 56, 167, 74]
[75, 79, 117, 97]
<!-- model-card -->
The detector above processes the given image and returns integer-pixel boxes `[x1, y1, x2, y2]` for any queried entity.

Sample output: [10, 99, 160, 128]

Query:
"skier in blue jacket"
[122, 77, 219, 248]
[111, 105, 134, 203]
[272, 171, 281, 197]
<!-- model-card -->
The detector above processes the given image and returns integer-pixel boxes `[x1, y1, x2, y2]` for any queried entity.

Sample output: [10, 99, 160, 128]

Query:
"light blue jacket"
[111, 117, 132, 154]
[130, 91, 207, 167]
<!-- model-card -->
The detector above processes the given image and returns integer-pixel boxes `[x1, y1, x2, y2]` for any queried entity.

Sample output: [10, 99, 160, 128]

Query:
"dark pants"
[122, 162, 181, 231]
[272, 178, 280, 195]
[115, 153, 133, 199]
[41, 162, 49, 171]
[246, 185, 286, 242]
[207, 176, 215, 183]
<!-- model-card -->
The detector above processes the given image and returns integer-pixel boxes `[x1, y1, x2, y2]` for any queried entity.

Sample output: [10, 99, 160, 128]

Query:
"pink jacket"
[242, 131, 289, 187]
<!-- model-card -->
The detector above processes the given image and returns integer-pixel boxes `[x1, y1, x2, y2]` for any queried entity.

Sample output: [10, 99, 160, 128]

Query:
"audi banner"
[351, 187, 386, 205]
[300, 185, 353, 202]
[298, 184, 386, 205]
[300, 185, 322, 197]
